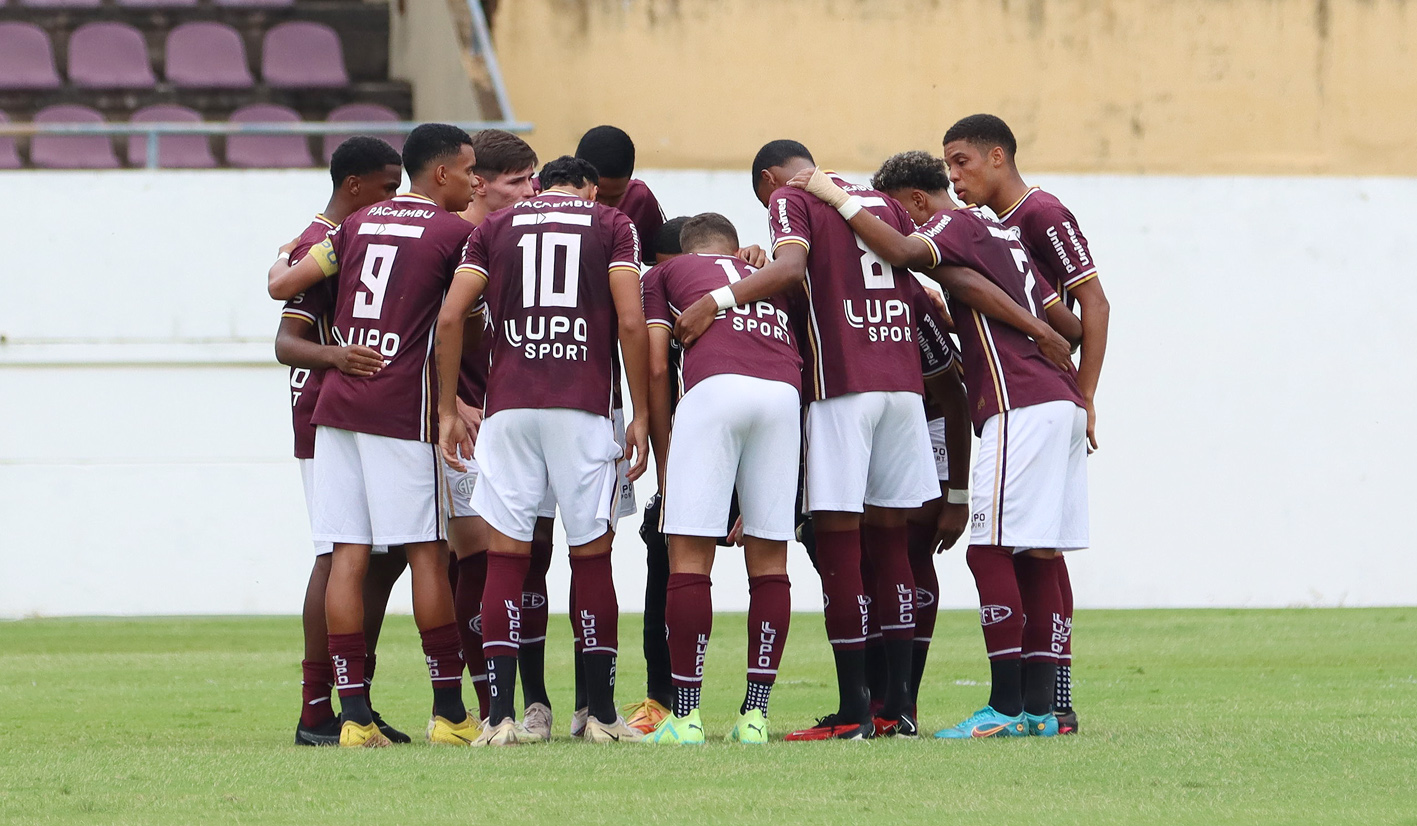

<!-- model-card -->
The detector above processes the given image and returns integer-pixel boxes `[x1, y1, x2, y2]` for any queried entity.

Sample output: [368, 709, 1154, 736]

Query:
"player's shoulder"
[626, 178, 660, 203]
[1009, 187, 1077, 228]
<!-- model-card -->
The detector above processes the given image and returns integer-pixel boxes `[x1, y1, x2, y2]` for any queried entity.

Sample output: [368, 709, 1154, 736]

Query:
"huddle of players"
[269, 113, 1108, 746]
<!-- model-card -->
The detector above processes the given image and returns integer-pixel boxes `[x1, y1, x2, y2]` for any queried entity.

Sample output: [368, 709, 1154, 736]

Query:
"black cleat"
[372, 710, 411, 744]
[785, 712, 875, 741]
[294, 717, 341, 746]
[1055, 708, 1079, 735]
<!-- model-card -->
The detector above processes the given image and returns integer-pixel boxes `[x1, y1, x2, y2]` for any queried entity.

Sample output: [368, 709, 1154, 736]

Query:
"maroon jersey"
[616, 179, 665, 264]
[311, 193, 475, 442]
[998, 187, 1098, 307]
[457, 308, 492, 408]
[914, 284, 960, 421]
[643, 253, 802, 394]
[911, 207, 1083, 432]
[767, 175, 923, 402]
[457, 191, 640, 418]
[280, 214, 337, 459]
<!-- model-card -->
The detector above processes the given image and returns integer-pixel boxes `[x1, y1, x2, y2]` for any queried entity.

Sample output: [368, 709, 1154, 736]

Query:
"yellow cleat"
[339, 719, 392, 748]
[426, 714, 480, 746]
[622, 698, 670, 735]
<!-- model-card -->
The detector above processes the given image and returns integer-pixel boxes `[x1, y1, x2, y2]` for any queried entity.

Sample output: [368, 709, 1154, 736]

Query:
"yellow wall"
[491, 0, 1415, 174]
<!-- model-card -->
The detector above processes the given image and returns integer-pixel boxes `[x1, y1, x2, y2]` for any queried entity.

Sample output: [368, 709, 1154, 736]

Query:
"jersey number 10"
[518, 232, 583, 309]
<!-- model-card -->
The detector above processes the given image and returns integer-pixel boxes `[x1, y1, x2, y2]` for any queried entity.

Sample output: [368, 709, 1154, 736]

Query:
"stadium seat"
[226, 103, 312, 168]
[31, 104, 120, 169]
[323, 103, 402, 161]
[165, 22, 253, 88]
[0, 110, 22, 170]
[68, 22, 157, 89]
[128, 104, 215, 169]
[262, 22, 349, 88]
[0, 22, 62, 90]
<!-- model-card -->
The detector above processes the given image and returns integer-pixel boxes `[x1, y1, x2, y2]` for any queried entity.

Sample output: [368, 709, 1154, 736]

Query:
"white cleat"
[521, 702, 553, 743]
[583, 715, 645, 743]
[472, 717, 521, 747]
[569, 706, 589, 738]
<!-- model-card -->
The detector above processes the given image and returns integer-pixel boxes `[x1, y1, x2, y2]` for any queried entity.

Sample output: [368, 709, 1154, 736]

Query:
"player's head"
[941, 114, 1018, 207]
[654, 215, 691, 264]
[402, 123, 477, 212]
[471, 129, 538, 212]
[751, 140, 814, 207]
[539, 155, 599, 199]
[329, 136, 403, 209]
[678, 213, 739, 256]
[575, 125, 635, 208]
[871, 150, 957, 226]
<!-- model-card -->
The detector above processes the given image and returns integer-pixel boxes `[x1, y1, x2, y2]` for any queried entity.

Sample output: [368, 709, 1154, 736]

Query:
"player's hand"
[333, 345, 385, 377]
[623, 416, 650, 482]
[1085, 399, 1099, 453]
[736, 245, 768, 268]
[674, 295, 719, 348]
[438, 411, 474, 472]
[727, 515, 745, 547]
[786, 167, 851, 209]
[923, 286, 955, 330]
[455, 398, 484, 445]
[1035, 327, 1073, 373]
[934, 503, 968, 552]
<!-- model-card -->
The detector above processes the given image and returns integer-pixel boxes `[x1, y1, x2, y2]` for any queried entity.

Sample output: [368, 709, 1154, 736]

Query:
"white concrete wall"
[1, 169, 1411, 617]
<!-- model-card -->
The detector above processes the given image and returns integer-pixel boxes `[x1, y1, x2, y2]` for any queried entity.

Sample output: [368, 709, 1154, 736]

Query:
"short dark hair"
[751, 139, 813, 185]
[871, 151, 951, 194]
[539, 155, 599, 190]
[679, 213, 739, 253]
[942, 114, 1017, 160]
[329, 136, 401, 186]
[401, 123, 474, 178]
[654, 216, 691, 257]
[471, 129, 537, 178]
[575, 125, 635, 178]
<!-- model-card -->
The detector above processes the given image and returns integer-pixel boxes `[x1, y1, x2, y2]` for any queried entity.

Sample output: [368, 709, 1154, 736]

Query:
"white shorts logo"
[455, 476, 477, 498]
[979, 605, 1014, 626]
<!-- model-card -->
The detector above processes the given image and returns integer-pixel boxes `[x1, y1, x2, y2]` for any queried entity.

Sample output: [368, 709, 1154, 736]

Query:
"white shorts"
[443, 455, 480, 520]
[927, 416, 950, 480]
[473, 408, 620, 546]
[534, 407, 637, 521]
[969, 399, 1089, 551]
[663, 374, 801, 541]
[804, 391, 938, 512]
[299, 458, 334, 556]
[311, 427, 444, 546]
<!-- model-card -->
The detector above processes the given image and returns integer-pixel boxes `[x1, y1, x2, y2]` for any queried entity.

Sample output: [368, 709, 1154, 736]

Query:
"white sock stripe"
[746, 668, 778, 676]
[306, 697, 331, 706]
[986, 646, 1023, 658]
[430, 676, 463, 683]
[468, 674, 488, 683]
[481, 641, 521, 650]
[865, 632, 883, 640]
[1021, 650, 1058, 660]
[670, 673, 704, 683]
[518, 635, 547, 644]
[582, 646, 618, 654]
[1059, 655, 1072, 662]
[828, 636, 868, 645]
[913, 636, 933, 643]
[881, 623, 915, 630]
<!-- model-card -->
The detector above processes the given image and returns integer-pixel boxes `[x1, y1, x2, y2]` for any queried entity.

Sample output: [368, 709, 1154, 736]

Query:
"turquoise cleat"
[933, 706, 1028, 739]
[644, 708, 705, 745]
[1025, 711, 1059, 737]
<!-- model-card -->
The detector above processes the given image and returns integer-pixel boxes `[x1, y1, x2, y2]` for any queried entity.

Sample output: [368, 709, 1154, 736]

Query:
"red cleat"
[784, 714, 875, 741]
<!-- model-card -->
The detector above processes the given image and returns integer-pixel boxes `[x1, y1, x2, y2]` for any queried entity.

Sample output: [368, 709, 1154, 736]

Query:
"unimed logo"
[980, 604, 1013, 626]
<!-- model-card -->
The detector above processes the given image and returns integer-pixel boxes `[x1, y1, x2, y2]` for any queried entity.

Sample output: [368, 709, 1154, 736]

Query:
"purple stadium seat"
[262, 22, 348, 88]
[323, 103, 402, 162]
[165, 22, 253, 88]
[69, 23, 156, 89]
[226, 104, 313, 168]
[128, 104, 215, 169]
[31, 105, 120, 169]
[0, 22, 62, 90]
[0, 111, 22, 170]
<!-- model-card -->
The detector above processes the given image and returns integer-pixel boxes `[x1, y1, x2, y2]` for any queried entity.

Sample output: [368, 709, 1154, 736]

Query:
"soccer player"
[675, 140, 940, 740]
[790, 154, 1089, 739]
[436, 155, 651, 746]
[575, 125, 664, 265]
[273, 136, 412, 746]
[268, 124, 481, 748]
[943, 114, 1110, 733]
[639, 213, 800, 745]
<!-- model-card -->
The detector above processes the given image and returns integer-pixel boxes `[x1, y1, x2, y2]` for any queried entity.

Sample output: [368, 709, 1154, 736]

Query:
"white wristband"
[837, 195, 865, 221]
[946, 488, 970, 505]
[710, 285, 737, 310]
[277, 251, 290, 261]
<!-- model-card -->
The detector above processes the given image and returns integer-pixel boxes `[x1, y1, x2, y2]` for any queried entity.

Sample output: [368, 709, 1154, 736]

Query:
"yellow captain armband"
[312, 238, 339, 276]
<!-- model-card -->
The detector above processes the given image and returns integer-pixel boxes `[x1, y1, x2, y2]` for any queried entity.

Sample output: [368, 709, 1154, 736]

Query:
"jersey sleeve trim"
[1042, 292, 1062, 309]
[281, 309, 318, 325]
[609, 263, 642, 275]
[908, 232, 942, 269]
[1062, 269, 1099, 290]
[455, 264, 489, 281]
[772, 236, 810, 253]
[646, 319, 673, 330]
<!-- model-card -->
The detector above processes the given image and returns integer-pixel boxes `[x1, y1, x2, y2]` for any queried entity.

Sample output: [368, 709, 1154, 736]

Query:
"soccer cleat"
[933, 706, 1028, 739]
[339, 719, 392, 748]
[569, 706, 589, 738]
[1055, 708, 1079, 735]
[622, 698, 670, 735]
[1025, 711, 1059, 737]
[371, 710, 411, 744]
[583, 714, 645, 743]
[873, 711, 919, 738]
[472, 717, 521, 747]
[644, 708, 705, 745]
[426, 714, 480, 746]
[727, 709, 769, 744]
[294, 717, 341, 746]
[784, 713, 874, 741]
[520, 702, 553, 743]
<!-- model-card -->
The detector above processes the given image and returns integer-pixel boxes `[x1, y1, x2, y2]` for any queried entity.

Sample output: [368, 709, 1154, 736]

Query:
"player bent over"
[792, 154, 1088, 739]
[437, 156, 652, 746]
[637, 214, 801, 744]
[268, 124, 481, 747]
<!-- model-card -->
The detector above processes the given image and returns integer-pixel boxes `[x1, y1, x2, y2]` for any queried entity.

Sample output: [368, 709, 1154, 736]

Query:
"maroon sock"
[1057, 555, 1074, 664]
[747, 574, 791, 684]
[570, 551, 618, 654]
[420, 622, 465, 687]
[300, 659, 335, 727]
[907, 521, 940, 645]
[814, 528, 868, 651]
[455, 554, 490, 718]
[482, 552, 531, 658]
[863, 524, 915, 641]
[859, 547, 881, 644]
[328, 632, 367, 700]
[665, 573, 712, 690]
[1015, 554, 1063, 665]
[522, 536, 552, 645]
[965, 545, 1024, 660]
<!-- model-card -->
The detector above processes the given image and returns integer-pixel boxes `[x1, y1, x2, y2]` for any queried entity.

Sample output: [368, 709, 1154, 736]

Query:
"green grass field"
[1, 608, 1414, 825]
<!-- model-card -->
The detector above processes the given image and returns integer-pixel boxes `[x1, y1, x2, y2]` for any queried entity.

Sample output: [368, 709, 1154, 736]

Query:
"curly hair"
[870, 150, 951, 194]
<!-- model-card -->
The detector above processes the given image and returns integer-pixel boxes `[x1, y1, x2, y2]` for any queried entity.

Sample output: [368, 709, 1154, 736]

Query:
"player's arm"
[268, 238, 336, 300]
[434, 270, 487, 471]
[931, 265, 1074, 371]
[1069, 277, 1110, 450]
[646, 325, 674, 491]
[1045, 299, 1084, 346]
[673, 243, 807, 347]
[609, 266, 651, 483]
[274, 315, 384, 377]
[786, 167, 934, 269]
[924, 368, 972, 551]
